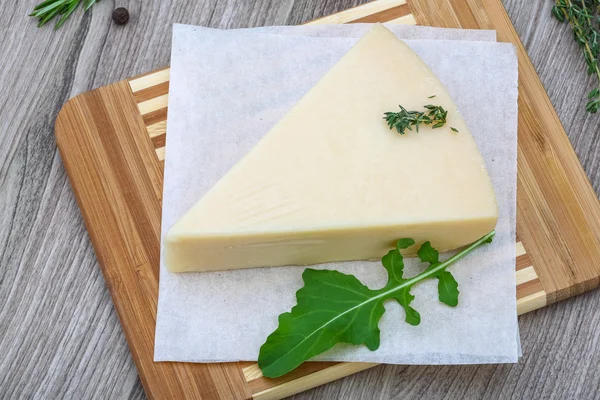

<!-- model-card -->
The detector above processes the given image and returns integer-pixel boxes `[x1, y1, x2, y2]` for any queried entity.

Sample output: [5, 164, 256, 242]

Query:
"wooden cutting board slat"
[54, 0, 600, 399]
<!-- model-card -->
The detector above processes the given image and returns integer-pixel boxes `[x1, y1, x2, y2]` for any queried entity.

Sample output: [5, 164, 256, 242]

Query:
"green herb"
[30, 0, 98, 29]
[428, 95, 436, 98]
[383, 104, 449, 134]
[451, 127, 459, 132]
[258, 231, 495, 378]
[552, 0, 600, 113]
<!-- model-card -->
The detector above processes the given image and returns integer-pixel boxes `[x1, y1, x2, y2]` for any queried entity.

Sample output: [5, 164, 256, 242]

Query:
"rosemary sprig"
[30, 0, 99, 29]
[552, 0, 600, 113]
[383, 104, 457, 134]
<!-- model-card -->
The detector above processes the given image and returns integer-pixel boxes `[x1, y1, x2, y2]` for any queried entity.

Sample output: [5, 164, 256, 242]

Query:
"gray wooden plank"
[0, 1, 599, 399]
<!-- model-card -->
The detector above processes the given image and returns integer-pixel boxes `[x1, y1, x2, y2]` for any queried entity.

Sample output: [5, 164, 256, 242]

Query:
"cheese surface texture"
[165, 24, 498, 273]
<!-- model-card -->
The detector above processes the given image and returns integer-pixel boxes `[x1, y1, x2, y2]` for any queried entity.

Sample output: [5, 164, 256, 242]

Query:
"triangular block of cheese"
[165, 24, 497, 272]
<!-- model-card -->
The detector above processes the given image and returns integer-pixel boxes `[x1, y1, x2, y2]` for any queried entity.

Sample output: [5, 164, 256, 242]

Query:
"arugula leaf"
[437, 271, 459, 307]
[382, 239, 420, 325]
[417, 241, 459, 306]
[258, 231, 495, 378]
[417, 241, 439, 264]
[258, 269, 386, 378]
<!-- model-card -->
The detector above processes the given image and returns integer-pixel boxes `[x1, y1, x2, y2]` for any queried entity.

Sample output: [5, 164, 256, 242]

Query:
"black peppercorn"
[112, 7, 129, 25]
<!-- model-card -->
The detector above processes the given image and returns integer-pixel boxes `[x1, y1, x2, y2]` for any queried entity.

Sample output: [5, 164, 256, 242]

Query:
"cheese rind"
[165, 24, 498, 273]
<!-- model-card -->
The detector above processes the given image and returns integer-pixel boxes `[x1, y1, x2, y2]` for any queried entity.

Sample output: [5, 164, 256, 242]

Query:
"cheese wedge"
[165, 24, 497, 273]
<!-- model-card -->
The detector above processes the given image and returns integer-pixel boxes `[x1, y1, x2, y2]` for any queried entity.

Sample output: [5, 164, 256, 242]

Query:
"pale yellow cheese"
[165, 24, 497, 273]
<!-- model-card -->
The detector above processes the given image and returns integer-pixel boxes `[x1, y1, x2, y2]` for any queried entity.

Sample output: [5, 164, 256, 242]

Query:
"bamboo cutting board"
[55, 0, 600, 399]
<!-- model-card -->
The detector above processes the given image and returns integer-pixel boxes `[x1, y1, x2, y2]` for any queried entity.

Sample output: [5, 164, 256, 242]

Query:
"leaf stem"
[271, 231, 496, 362]
[259, 231, 496, 377]
[379, 230, 496, 296]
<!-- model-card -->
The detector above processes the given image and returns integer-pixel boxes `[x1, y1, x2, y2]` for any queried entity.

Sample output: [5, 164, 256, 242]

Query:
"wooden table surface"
[1, 1, 599, 399]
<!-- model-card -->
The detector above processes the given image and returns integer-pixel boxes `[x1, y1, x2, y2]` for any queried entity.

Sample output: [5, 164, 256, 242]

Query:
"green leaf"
[383, 102, 449, 135]
[416, 241, 459, 305]
[258, 231, 496, 378]
[392, 287, 420, 325]
[551, 0, 600, 112]
[32, 0, 65, 17]
[382, 249, 405, 283]
[586, 99, 600, 113]
[437, 270, 459, 307]
[83, 0, 98, 11]
[417, 241, 439, 264]
[381, 243, 420, 324]
[55, 1, 79, 29]
[31, 0, 99, 29]
[396, 238, 415, 250]
[38, 7, 62, 27]
[32, 0, 59, 12]
[258, 268, 387, 378]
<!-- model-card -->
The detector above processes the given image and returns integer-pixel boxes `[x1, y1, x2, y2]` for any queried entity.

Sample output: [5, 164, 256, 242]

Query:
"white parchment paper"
[241, 23, 496, 41]
[155, 24, 519, 364]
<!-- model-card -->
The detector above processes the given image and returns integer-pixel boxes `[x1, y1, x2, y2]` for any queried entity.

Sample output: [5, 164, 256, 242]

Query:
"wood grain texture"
[1, 1, 600, 400]
[122, 8, 552, 387]
[61, 2, 551, 397]
[409, 0, 600, 305]
[55, 80, 253, 400]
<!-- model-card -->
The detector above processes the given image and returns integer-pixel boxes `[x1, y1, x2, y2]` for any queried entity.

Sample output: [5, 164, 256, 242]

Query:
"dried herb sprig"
[30, 0, 99, 29]
[383, 104, 458, 134]
[552, 0, 600, 113]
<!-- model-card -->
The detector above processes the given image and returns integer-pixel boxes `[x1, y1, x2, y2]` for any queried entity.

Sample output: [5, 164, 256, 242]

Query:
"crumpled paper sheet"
[154, 24, 519, 364]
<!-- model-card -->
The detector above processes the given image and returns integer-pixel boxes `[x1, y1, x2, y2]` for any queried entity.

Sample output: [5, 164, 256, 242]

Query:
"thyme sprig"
[384, 104, 458, 134]
[552, 0, 600, 113]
